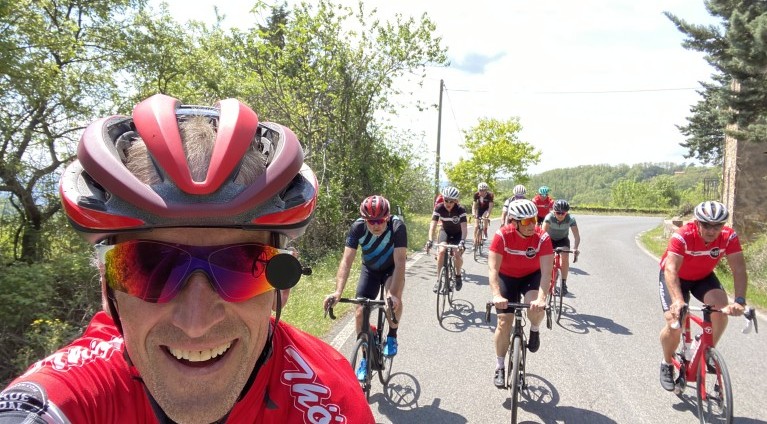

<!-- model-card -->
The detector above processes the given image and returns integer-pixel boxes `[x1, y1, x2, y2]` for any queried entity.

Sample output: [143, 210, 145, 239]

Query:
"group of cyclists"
[0, 93, 752, 422]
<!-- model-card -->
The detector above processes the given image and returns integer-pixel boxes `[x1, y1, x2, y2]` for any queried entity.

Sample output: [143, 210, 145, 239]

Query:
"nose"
[170, 271, 226, 338]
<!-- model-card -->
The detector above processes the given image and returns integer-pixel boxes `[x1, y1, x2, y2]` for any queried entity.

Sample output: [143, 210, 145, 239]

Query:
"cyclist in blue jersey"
[542, 199, 580, 295]
[325, 195, 407, 374]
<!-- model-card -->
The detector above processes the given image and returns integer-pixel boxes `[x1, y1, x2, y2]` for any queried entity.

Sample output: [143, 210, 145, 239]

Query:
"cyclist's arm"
[460, 222, 468, 243]
[571, 224, 581, 251]
[485, 201, 493, 217]
[663, 254, 686, 315]
[332, 246, 357, 298]
[488, 250, 506, 307]
[725, 251, 748, 314]
[541, 220, 550, 233]
[427, 220, 437, 243]
[388, 246, 407, 309]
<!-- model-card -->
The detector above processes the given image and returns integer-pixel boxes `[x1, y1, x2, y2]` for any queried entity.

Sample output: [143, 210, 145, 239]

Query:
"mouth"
[165, 341, 233, 367]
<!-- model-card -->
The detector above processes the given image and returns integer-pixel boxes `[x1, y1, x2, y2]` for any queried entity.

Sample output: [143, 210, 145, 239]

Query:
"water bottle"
[687, 335, 700, 361]
[683, 340, 693, 361]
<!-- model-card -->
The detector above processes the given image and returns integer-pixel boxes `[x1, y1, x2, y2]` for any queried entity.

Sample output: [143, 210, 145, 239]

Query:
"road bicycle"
[473, 216, 488, 261]
[670, 304, 758, 424]
[486, 301, 544, 424]
[431, 242, 463, 323]
[547, 247, 577, 324]
[325, 286, 397, 400]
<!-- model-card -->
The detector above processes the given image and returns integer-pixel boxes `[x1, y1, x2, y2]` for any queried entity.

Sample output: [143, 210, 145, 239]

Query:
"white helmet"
[694, 201, 729, 224]
[478, 182, 489, 191]
[442, 186, 460, 200]
[513, 184, 527, 196]
[507, 199, 537, 220]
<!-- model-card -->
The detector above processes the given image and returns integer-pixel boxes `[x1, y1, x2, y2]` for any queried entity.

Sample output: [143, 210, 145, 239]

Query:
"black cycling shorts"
[551, 237, 570, 250]
[438, 229, 462, 245]
[356, 264, 393, 299]
[497, 270, 541, 314]
[658, 270, 724, 312]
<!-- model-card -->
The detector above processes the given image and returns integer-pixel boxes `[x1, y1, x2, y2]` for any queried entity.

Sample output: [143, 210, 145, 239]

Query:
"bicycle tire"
[377, 305, 393, 386]
[350, 336, 371, 400]
[696, 347, 733, 424]
[554, 269, 564, 323]
[436, 266, 449, 322]
[447, 263, 456, 305]
[508, 336, 523, 424]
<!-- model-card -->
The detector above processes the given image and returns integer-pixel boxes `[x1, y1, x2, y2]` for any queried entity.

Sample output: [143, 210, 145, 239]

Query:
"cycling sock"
[530, 326, 540, 332]
[561, 279, 567, 284]
[388, 327, 398, 338]
[496, 356, 505, 369]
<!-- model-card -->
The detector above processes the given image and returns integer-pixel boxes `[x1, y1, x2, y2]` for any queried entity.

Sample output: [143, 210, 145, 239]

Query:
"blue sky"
[153, 0, 720, 175]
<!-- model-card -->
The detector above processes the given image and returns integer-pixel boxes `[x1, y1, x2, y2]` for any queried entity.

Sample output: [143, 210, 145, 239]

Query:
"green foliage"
[444, 117, 540, 197]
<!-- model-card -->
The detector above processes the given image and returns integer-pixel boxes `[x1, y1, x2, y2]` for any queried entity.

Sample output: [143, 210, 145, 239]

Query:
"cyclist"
[541, 199, 580, 295]
[501, 184, 528, 225]
[488, 199, 553, 388]
[472, 182, 495, 242]
[426, 186, 468, 292]
[532, 185, 554, 226]
[0, 94, 374, 423]
[657, 200, 748, 391]
[324, 195, 407, 380]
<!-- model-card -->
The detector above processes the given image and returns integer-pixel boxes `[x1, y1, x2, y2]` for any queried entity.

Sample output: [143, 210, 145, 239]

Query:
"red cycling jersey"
[660, 221, 743, 281]
[0, 312, 374, 424]
[531, 194, 554, 219]
[489, 224, 553, 278]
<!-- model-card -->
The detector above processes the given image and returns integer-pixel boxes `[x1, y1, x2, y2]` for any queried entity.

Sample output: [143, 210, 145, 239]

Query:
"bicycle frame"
[435, 243, 460, 322]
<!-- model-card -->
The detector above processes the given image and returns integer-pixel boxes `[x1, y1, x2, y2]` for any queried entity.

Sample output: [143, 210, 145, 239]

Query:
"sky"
[152, 0, 720, 175]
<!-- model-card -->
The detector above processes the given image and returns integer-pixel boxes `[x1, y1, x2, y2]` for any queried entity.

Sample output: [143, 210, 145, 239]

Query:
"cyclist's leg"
[693, 274, 729, 346]
[559, 237, 572, 285]
[473, 219, 481, 246]
[522, 271, 544, 327]
[355, 266, 380, 334]
[658, 271, 691, 362]
[449, 233, 463, 278]
[495, 275, 521, 359]
[433, 230, 449, 291]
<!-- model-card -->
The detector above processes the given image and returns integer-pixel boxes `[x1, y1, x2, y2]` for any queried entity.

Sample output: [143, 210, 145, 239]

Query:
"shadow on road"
[502, 374, 618, 424]
[373, 372, 468, 424]
[555, 309, 633, 336]
[438, 300, 495, 333]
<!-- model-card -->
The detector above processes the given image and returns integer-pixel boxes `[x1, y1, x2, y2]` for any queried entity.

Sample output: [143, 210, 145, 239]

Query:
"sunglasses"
[555, 211, 567, 215]
[444, 199, 457, 204]
[699, 222, 725, 231]
[97, 240, 291, 303]
[366, 218, 387, 225]
[518, 217, 536, 226]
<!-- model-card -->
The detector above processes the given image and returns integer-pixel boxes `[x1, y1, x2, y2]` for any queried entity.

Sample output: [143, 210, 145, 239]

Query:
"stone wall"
[721, 132, 767, 242]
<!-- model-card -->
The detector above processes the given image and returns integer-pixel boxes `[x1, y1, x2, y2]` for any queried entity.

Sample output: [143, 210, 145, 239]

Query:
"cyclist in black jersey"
[427, 186, 468, 292]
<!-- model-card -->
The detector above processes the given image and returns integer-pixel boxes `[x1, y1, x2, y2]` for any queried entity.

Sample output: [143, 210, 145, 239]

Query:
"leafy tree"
[666, 0, 767, 164]
[444, 117, 540, 198]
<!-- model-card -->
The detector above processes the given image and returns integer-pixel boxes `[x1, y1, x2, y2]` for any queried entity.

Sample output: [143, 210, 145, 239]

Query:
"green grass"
[639, 224, 767, 310]
[280, 213, 434, 338]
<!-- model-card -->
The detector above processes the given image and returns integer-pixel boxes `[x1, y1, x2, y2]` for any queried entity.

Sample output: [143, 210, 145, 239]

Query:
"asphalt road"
[324, 215, 766, 424]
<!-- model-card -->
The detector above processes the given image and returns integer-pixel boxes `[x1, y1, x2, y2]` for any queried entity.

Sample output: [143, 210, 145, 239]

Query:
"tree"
[444, 117, 540, 197]
[0, 0, 145, 262]
[666, 1, 767, 164]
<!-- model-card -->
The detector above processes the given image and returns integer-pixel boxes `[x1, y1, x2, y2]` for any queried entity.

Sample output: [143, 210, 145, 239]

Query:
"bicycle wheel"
[545, 292, 553, 330]
[554, 269, 564, 323]
[377, 307, 394, 386]
[473, 240, 480, 261]
[507, 336, 523, 424]
[447, 264, 456, 305]
[436, 266, 449, 322]
[350, 336, 371, 400]
[696, 347, 733, 424]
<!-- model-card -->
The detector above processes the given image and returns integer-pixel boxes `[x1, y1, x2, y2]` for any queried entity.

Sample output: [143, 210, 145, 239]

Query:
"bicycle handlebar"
[670, 304, 758, 334]
[324, 296, 398, 324]
[485, 301, 535, 323]
[554, 247, 578, 263]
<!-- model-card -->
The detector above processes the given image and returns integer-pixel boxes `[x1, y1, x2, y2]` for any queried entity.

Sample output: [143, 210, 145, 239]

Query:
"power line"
[444, 86, 698, 95]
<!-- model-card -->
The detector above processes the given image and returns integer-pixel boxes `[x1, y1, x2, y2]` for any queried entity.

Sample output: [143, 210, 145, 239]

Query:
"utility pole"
[434, 79, 444, 197]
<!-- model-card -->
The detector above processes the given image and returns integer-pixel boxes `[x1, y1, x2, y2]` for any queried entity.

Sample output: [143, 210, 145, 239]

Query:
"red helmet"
[59, 94, 317, 243]
[359, 195, 390, 219]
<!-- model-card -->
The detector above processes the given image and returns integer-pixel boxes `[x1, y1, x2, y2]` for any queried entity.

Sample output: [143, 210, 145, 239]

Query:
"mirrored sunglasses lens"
[104, 241, 190, 303]
[208, 244, 279, 301]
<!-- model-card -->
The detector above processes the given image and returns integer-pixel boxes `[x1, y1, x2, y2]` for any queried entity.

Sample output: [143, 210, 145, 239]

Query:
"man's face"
[365, 216, 389, 236]
[444, 198, 457, 210]
[110, 228, 274, 424]
[554, 211, 567, 222]
[696, 220, 725, 243]
[515, 217, 537, 237]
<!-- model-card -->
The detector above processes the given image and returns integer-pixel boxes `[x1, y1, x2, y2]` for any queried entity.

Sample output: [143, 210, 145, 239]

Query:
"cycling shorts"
[356, 264, 394, 299]
[551, 237, 570, 250]
[438, 229, 462, 246]
[497, 270, 541, 314]
[476, 207, 490, 218]
[657, 270, 724, 312]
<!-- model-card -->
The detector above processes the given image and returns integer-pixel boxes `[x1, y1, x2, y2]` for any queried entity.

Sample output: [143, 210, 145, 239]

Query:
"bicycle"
[473, 216, 488, 261]
[325, 286, 398, 400]
[486, 301, 544, 424]
[547, 247, 577, 324]
[431, 242, 462, 322]
[670, 304, 758, 424]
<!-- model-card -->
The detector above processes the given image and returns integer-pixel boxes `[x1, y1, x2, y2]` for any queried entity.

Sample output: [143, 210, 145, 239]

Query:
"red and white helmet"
[59, 94, 318, 243]
[359, 195, 390, 220]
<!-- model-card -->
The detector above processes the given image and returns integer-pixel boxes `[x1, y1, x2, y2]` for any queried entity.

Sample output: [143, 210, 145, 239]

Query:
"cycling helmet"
[693, 201, 729, 224]
[478, 182, 489, 191]
[442, 186, 460, 200]
[507, 199, 537, 220]
[553, 199, 570, 213]
[538, 186, 550, 195]
[60, 93, 318, 244]
[513, 184, 527, 196]
[359, 195, 390, 219]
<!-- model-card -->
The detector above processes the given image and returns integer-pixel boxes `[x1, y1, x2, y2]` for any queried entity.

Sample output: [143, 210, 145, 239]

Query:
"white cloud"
[154, 0, 720, 174]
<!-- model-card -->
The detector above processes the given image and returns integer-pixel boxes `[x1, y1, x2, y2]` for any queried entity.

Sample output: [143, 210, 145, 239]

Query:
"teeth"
[169, 342, 232, 362]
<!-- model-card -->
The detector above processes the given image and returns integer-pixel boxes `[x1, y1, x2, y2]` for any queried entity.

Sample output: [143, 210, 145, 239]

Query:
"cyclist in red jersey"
[488, 199, 553, 388]
[657, 201, 749, 392]
[0, 94, 374, 423]
[532, 185, 554, 226]
[472, 182, 495, 239]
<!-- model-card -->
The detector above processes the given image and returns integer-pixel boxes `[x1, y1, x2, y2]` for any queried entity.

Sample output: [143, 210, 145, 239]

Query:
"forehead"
[115, 228, 272, 245]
